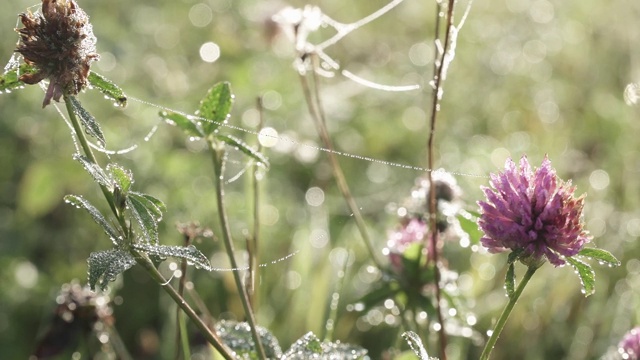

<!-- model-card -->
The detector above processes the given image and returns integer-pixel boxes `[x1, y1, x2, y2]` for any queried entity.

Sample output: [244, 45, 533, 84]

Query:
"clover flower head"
[15, 0, 99, 107]
[619, 327, 640, 360]
[477, 155, 590, 266]
[418, 170, 462, 204]
[385, 218, 429, 273]
[401, 170, 462, 232]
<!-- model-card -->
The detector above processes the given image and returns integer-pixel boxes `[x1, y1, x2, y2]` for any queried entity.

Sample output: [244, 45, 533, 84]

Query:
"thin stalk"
[63, 95, 235, 360]
[187, 285, 214, 319]
[209, 141, 267, 360]
[106, 325, 134, 360]
[247, 96, 265, 310]
[298, 68, 384, 270]
[176, 233, 193, 360]
[426, 1, 456, 358]
[177, 310, 191, 360]
[322, 254, 349, 342]
[133, 252, 237, 360]
[479, 265, 538, 360]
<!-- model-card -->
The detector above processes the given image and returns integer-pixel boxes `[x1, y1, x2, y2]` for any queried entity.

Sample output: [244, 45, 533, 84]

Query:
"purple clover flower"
[385, 218, 429, 273]
[619, 327, 640, 360]
[478, 155, 590, 266]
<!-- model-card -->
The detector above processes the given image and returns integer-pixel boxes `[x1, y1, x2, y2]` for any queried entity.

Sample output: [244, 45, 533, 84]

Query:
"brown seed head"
[15, 0, 99, 107]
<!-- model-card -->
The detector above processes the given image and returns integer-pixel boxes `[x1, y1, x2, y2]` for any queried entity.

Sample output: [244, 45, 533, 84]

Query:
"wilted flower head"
[619, 327, 640, 360]
[15, 0, 99, 107]
[33, 281, 113, 358]
[478, 155, 590, 266]
[401, 169, 462, 232]
[385, 218, 430, 272]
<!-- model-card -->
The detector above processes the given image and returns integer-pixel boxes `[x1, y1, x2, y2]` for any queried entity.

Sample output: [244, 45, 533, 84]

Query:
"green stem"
[178, 309, 191, 360]
[176, 234, 193, 359]
[63, 95, 120, 222]
[247, 96, 265, 310]
[425, 1, 457, 358]
[133, 252, 236, 360]
[209, 141, 267, 360]
[479, 265, 538, 360]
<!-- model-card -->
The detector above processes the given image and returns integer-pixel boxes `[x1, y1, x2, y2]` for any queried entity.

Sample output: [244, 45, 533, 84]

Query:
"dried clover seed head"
[16, 0, 99, 107]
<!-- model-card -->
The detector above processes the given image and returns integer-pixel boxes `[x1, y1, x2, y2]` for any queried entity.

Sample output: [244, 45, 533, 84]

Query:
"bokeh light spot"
[199, 42, 221, 63]
[408, 42, 433, 66]
[14, 261, 38, 289]
[258, 127, 279, 148]
[305, 187, 325, 207]
[589, 169, 610, 190]
[189, 3, 213, 28]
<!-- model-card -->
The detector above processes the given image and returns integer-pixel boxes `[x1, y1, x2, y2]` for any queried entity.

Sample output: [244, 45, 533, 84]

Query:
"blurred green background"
[1, 0, 639, 359]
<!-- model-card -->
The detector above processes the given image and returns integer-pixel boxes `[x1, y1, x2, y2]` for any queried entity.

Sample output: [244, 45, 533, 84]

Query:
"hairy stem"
[209, 141, 267, 360]
[298, 67, 384, 270]
[63, 95, 120, 224]
[479, 265, 538, 360]
[426, 1, 457, 358]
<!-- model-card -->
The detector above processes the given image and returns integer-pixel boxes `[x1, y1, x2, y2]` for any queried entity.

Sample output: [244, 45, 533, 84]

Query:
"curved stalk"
[209, 141, 267, 360]
[298, 69, 384, 270]
[479, 265, 538, 360]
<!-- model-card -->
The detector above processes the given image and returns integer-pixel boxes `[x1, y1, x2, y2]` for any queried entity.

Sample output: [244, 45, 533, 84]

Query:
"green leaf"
[507, 248, 525, 265]
[356, 281, 400, 312]
[196, 82, 233, 136]
[88, 71, 127, 107]
[126, 194, 160, 244]
[68, 96, 106, 148]
[129, 192, 164, 221]
[216, 134, 270, 169]
[73, 154, 111, 188]
[64, 194, 120, 246]
[107, 163, 134, 195]
[456, 210, 482, 245]
[401, 331, 430, 360]
[159, 110, 204, 138]
[0, 63, 36, 92]
[134, 244, 211, 270]
[565, 256, 596, 297]
[283, 332, 323, 359]
[578, 247, 620, 267]
[214, 320, 283, 359]
[88, 249, 136, 290]
[505, 262, 515, 298]
[139, 193, 167, 214]
[282, 332, 367, 360]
